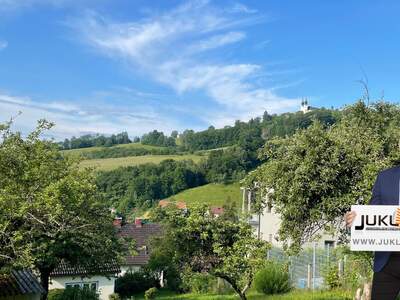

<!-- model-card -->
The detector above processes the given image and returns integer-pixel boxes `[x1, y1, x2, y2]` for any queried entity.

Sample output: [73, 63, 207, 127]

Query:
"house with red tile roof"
[116, 219, 163, 275]
[49, 261, 120, 300]
[47, 218, 162, 298]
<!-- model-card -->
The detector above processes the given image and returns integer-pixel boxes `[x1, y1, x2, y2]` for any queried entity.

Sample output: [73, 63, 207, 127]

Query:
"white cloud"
[229, 3, 258, 14]
[0, 0, 54, 11]
[70, 1, 299, 126]
[0, 92, 182, 140]
[0, 40, 7, 50]
[187, 31, 245, 53]
[0, 0, 102, 13]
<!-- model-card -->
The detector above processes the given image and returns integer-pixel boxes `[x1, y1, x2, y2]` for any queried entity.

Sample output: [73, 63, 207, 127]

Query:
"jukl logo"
[354, 208, 400, 230]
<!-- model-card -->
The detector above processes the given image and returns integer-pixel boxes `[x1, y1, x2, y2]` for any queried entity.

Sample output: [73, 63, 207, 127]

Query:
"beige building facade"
[241, 186, 338, 250]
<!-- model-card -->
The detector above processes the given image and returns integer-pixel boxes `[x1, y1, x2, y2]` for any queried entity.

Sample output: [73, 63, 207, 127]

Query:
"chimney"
[135, 218, 143, 228]
[113, 217, 122, 228]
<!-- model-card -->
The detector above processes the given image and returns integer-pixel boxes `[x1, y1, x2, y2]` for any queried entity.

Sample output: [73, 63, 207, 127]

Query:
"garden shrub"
[47, 286, 99, 300]
[144, 287, 158, 300]
[47, 289, 64, 300]
[181, 271, 217, 294]
[322, 263, 341, 289]
[115, 269, 158, 298]
[253, 260, 291, 295]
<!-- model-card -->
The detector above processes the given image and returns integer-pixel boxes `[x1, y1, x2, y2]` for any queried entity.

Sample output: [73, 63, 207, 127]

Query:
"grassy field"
[62, 142, 164, 157]
[167, 182, 242, 208]
[132, 290, 352, 300]
[79, 154, 203, 171]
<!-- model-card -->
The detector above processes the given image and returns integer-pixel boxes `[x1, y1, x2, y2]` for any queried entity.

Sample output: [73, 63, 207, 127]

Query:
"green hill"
[62, 142, 163, 157]
[80, 154, 203, 171]
[167, 182, 242, 208]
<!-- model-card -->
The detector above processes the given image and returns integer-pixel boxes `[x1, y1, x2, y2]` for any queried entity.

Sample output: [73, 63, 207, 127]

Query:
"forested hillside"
[62, 107, 340, 218]
[177, 108, 338, 150]
[61, 108, 339, 153]
[96, 159, 205, 215]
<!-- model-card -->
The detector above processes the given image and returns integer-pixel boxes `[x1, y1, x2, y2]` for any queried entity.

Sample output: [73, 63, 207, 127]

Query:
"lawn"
[79, 154, 203, 171]
[132, 290, 352, 300]
[62, 142, 164, 157]
[167, 182, 242, 208]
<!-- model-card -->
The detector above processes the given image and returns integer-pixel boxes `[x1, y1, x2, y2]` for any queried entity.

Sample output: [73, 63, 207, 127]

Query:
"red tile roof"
[210, 206, 224, 216]
[117, 222, 163, 266]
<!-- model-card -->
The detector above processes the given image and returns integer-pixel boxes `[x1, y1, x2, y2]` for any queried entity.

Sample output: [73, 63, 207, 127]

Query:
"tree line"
[178, 108, 338, 151]
[60, 108, 338, 152]
[80, 145, 180, 159]
[60, 131, 132, 150]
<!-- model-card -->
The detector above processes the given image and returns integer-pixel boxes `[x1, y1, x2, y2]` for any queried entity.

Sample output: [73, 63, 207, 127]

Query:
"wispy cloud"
[70, 1, 299, 126]
[187, 31, 245, 53]
[0, 0, 102, 13]
[0, 40, 7, 50]
[0, 0, 56, 11]
[228, 3, 258, 14]
[0, 91, 183, 140]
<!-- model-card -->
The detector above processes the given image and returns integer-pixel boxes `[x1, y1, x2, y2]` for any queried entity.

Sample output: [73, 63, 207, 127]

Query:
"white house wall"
[243, 187, 338, 249]
[257, 206, 282, 245]
[49, 275, 116, 300]
[119, 265, 141, 276]
[257, 206, 337, 248]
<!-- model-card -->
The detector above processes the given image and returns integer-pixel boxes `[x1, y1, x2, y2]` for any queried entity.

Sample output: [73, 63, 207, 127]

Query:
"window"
[266, 202, 272, 213]
[66, 281, 98, 291]
[269, 234, 273, 242]
[324, 240, 335, 251]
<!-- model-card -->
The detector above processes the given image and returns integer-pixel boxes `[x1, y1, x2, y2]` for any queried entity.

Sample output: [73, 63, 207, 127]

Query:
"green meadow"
[61, 142, 163, 157]
[167, 182, 242, 208]
[79, 154, 203, 171]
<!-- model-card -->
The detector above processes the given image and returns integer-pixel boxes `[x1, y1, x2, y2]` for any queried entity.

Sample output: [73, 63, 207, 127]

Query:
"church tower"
[300, 98, 310, 113]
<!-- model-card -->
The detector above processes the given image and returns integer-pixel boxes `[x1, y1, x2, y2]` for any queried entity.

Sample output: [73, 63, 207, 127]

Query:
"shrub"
[144, 287, 158, 300]
[253, 261, 291, 295]
[181, 271, 217, 294]
[47, 289, 64, 300]
[109, 293, 121, 300]
[47, 287, 99, 300]
[115, 269, 158, 298]
[322, 263, 341, 289]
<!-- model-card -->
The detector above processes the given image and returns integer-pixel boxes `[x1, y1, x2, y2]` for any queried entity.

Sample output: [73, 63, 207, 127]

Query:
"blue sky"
[0, 0, 400, 140]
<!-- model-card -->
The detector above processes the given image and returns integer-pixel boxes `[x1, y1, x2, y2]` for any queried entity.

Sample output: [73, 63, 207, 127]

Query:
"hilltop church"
[300, 98, 317, 114]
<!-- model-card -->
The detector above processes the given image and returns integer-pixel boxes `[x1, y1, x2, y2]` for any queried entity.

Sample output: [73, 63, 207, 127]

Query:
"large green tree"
[245, 101, 400, 253]
[150, 205, 269, 300]
[0, 120, 128, 298]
